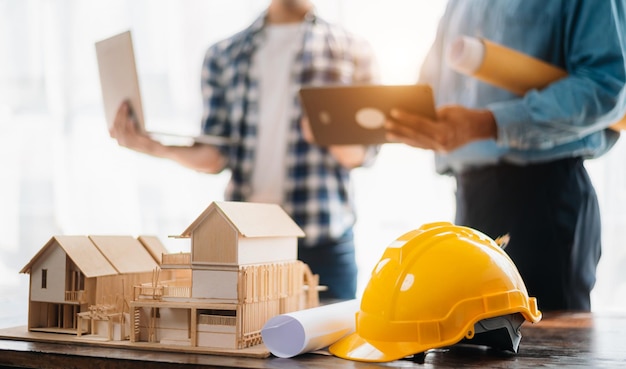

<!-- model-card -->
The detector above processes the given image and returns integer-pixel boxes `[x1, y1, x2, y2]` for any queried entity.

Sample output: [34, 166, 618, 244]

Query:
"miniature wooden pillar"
[190, 307, 197, 347]
[121, 313, 126, 341]
[77, 315, 83, 338]
[236, 305, 243, 349]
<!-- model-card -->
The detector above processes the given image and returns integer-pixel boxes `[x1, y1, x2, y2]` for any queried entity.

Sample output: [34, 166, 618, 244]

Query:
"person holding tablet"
[385, 0, 625, 311]
[109, 0, 379, 301]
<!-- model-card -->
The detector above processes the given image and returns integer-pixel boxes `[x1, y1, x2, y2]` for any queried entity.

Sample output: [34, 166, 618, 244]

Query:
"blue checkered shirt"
[200, 12, 379, 247]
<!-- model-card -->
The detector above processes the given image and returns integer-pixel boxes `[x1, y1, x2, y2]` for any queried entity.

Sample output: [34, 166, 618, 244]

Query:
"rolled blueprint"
[261, 299, 358, 358]
[446, 36, 625, 130]
[447, 36, 567, 96]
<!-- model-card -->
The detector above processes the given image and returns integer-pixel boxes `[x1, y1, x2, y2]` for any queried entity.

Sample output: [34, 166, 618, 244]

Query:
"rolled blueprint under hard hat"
[446, 36, 625, 131]
[261, 299, 358, 358]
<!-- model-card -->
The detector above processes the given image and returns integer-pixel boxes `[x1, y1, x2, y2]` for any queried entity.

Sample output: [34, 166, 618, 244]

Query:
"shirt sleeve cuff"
[487, 99, 533, 149]
[362, 145, 381, 167]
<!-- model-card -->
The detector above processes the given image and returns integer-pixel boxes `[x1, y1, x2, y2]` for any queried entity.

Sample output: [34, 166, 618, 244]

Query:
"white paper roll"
[261, 299, 359, 358]
[446, 36, 486, 76]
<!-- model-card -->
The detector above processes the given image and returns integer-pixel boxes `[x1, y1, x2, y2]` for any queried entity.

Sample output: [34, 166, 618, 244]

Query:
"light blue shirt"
[611, 0, 626, 117]
[421, 0, 626, 174]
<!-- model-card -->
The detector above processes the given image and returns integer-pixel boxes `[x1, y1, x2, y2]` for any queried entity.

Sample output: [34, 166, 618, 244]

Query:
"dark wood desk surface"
[1, 312, 625, 368]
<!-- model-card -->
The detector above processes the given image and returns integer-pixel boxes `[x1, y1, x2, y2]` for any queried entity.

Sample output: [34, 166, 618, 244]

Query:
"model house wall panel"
[191, 270, 238, 300]
[28, 301, 47, 329]
[157, 308, 189, 330]
[172, 269, 192, 281]
[84, 278, 97, 305]
[237, 237, 297, 265]
[197, 323, 236, 334]
[192, 210, 237, 264]
[197, 331, 237, 349]
[96, 271, 160, 306]
[30, 244, 66, 303]
[157, 326, 190, 344]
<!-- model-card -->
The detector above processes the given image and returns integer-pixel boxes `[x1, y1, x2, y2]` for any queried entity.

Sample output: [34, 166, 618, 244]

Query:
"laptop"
[94, 30, 229, 145]
[299, 84, 436, 146]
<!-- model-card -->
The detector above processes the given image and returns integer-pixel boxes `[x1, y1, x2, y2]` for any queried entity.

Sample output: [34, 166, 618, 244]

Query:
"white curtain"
[0, 0, 623, 328]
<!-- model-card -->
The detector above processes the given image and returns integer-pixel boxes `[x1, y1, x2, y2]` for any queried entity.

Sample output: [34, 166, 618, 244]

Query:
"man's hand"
[109, 100, 158, 154]
[107, 101, 225, 173]
[300, 116, 368, 169]
[299, 116, 315, 144]
[385, 105, 498, 153]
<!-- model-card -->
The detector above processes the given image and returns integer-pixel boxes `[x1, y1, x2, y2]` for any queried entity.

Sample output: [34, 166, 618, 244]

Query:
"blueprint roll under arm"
[446, 36, 625, 131]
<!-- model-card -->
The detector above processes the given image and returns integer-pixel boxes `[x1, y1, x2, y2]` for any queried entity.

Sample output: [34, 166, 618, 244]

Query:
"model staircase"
[132, 307, 141, 342]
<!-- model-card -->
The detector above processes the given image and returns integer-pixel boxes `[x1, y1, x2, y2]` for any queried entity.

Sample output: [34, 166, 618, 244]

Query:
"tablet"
[299, 84, 436, 146]
[95, 30, 229, 146]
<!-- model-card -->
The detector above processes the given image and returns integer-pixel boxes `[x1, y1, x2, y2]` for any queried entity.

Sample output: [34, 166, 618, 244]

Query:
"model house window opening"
[198, 309, 236, 326]
[41, 269, 48, 289]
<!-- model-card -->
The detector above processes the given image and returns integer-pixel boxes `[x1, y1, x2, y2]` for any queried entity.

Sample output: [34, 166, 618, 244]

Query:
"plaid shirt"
[200, 11, 379, 247]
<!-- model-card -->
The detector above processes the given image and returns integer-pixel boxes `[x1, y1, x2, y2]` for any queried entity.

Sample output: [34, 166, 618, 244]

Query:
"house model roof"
[89, 235, 162, 274]
[138, 235, 170, 264]
[177, 201, 305, 238]
[20, 235, 163, 277]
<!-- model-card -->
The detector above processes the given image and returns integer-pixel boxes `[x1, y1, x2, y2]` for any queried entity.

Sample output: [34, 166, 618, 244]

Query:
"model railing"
[65, 290, 85, 302]
[134, 285, 163, 300]
[163, 285, 191, 298]
[134, 284, 191, 300]
[161, 252, 191, 266]
[198, 314, 236, 326]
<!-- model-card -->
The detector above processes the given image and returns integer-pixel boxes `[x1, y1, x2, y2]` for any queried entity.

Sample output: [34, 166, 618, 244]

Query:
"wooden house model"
[129, 201, 315, 350]
[20, 201, 318, 353]
[19, 235, 177, 341]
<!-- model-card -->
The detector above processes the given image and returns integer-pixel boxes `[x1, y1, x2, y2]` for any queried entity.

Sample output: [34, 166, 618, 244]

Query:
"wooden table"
[1, 312, 625, 368]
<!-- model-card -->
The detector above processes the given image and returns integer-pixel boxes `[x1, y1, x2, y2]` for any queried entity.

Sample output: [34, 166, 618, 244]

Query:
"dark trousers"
[455, 158, 601, 311]
[298, 231, 357, 302]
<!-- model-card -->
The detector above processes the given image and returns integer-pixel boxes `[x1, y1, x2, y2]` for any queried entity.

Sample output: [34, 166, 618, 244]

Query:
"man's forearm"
[153, 143, 226, 174]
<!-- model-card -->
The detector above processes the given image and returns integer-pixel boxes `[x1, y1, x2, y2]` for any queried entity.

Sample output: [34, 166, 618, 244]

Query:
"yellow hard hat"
[330, 222, 542, 363]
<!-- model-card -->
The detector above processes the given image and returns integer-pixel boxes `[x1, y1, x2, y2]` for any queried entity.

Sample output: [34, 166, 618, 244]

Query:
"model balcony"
[65, 290, 85, 303]
[133, 283, 191, 300]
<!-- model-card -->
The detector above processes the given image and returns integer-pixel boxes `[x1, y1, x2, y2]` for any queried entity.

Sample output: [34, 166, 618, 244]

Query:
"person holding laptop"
[109, 0, 379, 301]
[384, 0, 625, 311]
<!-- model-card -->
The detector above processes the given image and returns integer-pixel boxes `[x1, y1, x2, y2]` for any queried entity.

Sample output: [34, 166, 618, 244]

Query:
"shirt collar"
[241, 9, 317, 57]
[248, 8, 317, 36]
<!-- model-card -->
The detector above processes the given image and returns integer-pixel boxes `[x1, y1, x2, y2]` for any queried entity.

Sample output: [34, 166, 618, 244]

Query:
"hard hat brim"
[329, 331, 419, 363]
